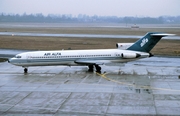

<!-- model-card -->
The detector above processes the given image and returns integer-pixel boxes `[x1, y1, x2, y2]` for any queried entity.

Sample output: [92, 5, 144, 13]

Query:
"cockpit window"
[15, 55, 21, 58]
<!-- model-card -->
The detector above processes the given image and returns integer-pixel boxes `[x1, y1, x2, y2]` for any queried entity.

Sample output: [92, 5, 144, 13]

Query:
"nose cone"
[8, 58, 11, 63]
[8, 58, 13, 64]
[8, 58, 20, 66]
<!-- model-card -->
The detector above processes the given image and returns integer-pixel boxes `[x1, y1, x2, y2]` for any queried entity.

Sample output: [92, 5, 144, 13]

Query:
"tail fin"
[127, 32, 174, 52]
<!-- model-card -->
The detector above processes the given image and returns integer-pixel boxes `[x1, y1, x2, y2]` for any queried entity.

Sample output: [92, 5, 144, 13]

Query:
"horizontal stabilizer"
[151, 33, 175, 36]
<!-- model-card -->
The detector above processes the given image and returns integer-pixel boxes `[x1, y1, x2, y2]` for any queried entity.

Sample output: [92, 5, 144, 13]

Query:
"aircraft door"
[115, 52, 120, 57]
[27, 53, 31, 63]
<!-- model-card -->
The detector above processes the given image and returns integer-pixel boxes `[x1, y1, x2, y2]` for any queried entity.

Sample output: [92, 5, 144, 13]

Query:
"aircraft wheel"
[24, 68, 28, 73]
[95, 65, 101, 73]
[88, 65, 94, 72]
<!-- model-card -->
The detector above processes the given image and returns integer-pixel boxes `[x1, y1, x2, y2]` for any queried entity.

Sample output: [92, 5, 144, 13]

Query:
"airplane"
[8, 32, 174, 73]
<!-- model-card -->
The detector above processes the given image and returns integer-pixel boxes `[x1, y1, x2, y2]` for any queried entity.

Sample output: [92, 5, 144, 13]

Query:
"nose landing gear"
[24, 68, 28, 73]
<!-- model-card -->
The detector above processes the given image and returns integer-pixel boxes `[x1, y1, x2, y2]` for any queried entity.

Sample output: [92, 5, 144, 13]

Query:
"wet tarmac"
[0, 56, 180, 115]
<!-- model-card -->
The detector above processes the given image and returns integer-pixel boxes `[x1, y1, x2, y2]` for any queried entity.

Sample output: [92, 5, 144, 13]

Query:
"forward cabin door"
[27, 53, 32, 63]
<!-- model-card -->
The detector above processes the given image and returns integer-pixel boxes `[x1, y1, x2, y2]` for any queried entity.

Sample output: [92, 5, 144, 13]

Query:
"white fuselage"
[9, 49, 150, 67]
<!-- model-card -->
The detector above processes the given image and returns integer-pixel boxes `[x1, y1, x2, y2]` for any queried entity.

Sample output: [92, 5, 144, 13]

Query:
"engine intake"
[116, 43, 133, 49]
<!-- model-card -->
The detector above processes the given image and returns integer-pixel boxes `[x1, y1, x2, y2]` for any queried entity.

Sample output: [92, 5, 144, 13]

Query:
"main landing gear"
[88, 65, 101, 73]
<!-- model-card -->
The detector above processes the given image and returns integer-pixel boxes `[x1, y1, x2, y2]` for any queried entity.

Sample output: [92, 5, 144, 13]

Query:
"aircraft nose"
[8, 58, 11, 63]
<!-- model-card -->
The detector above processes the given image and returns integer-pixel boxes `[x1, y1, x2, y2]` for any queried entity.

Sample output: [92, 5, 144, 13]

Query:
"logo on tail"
[140, 38, 148, 47]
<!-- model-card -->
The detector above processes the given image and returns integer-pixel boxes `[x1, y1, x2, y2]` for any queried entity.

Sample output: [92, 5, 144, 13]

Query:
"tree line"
[0, 13, 180, 24]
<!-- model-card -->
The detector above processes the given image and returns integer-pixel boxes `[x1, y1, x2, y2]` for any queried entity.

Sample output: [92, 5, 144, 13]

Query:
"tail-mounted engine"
[116, 43, 133, 50]
[121, 53, 141, 59]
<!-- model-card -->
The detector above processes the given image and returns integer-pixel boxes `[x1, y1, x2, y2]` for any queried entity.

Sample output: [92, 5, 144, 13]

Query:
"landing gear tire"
[24, 68, 28, 73]
[88, 65, 94, 72]
[95, 65, 101, 73]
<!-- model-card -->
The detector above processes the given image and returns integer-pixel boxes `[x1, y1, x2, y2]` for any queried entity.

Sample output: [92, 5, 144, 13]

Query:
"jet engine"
[121, 53, 141, 59]
[116, 43, 133, 50]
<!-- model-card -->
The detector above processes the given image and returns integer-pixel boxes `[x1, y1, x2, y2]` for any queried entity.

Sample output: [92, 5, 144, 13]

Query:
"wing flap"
[75, 59, 106, 65]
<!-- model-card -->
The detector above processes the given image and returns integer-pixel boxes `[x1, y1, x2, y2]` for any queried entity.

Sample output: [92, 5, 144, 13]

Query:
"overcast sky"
[0, 0, 180, 17]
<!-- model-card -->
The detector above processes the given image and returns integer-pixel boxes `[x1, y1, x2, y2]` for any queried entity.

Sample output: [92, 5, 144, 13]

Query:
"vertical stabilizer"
[127, 32, 174, 52]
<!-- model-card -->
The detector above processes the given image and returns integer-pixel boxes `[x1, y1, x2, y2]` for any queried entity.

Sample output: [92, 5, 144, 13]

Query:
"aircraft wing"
[74, 59, 111, 65]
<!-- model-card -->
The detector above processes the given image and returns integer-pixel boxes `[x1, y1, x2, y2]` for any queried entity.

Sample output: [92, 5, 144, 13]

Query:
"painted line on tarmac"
[97, 72, 180, 92]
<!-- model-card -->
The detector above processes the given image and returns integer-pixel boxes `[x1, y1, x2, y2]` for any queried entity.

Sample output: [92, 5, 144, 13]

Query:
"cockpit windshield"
[15, 55, 21, 58]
